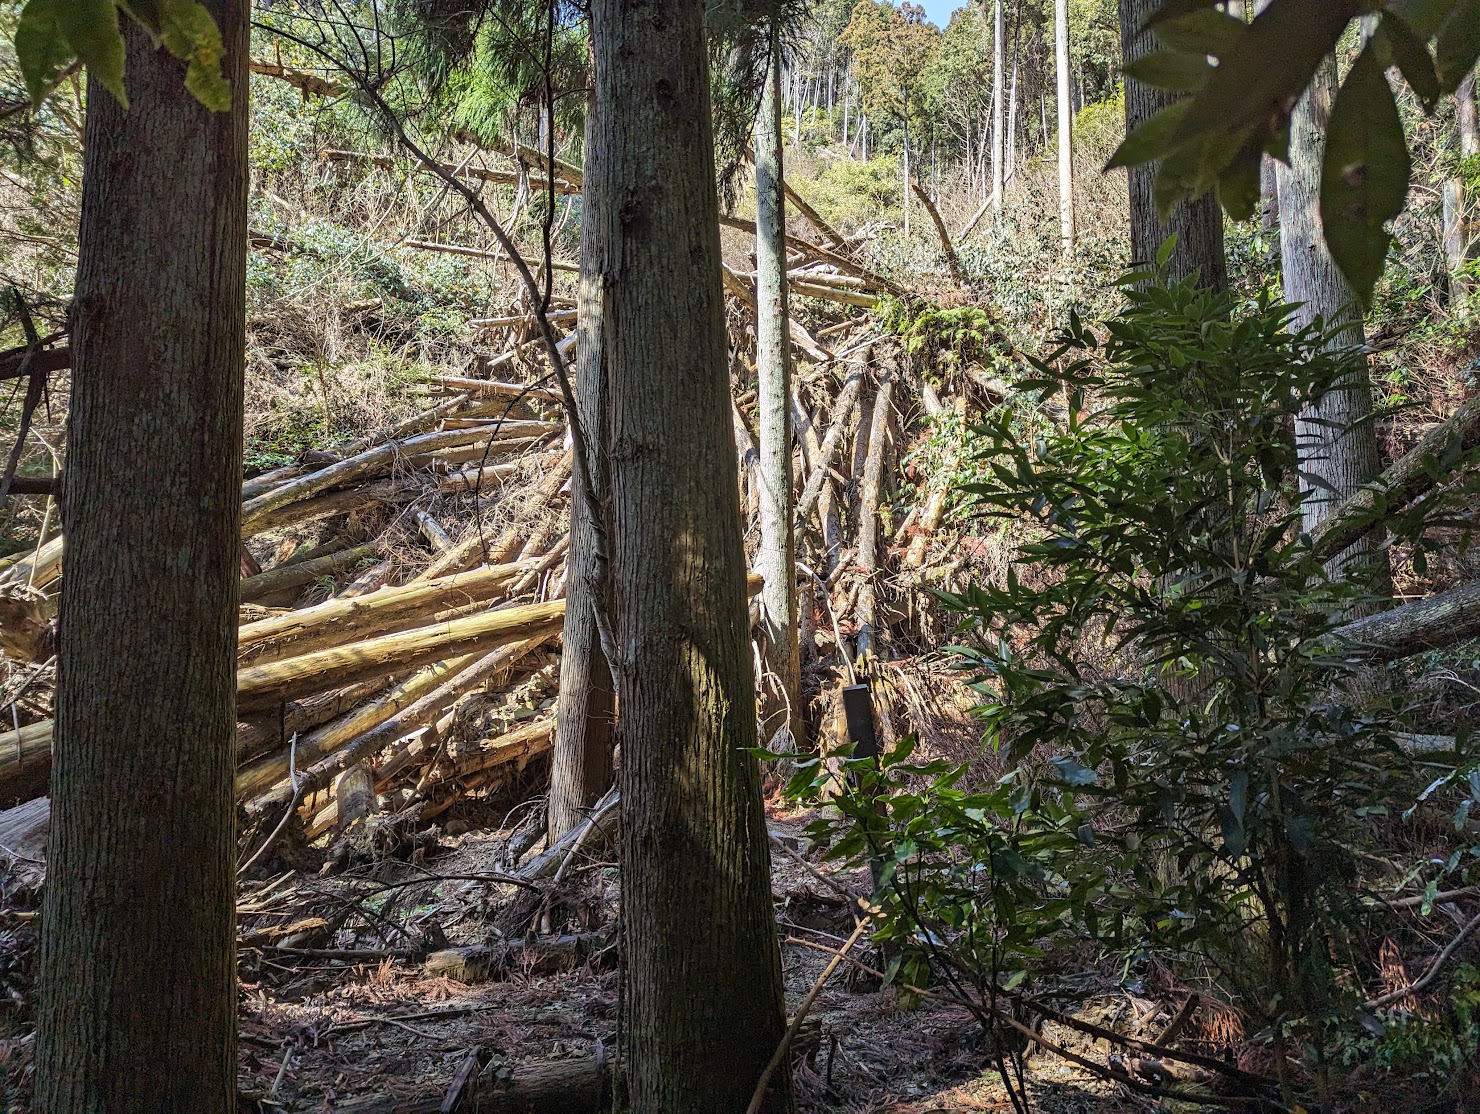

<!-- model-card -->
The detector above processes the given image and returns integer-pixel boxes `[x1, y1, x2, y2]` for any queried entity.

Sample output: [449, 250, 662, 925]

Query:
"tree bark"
[587, 0, 795, 1107]
[990, 0, 1005, 211]
[549, 81, 616, 842]
[1118, 0, 1227, 289]
[36, 8, 248, 1111]
[1055, 0, 1075, 253]
[1444, 72, 1479, 301]
[1276, 56, 1388, 597]
[755, 46, 802, 752]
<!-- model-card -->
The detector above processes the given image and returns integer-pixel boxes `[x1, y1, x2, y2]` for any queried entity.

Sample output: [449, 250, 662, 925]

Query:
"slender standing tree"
[1276, 57, 1388, 594]
[1055, 0, 1074, 252]
[587, 0, 795, 1105]
[35, 2, 248, 1109]
[990, 0, 1004, 210]
[1444, 72, 1479, 302]
[1118, 0, 1226, 289]
[755, 39, 801, 753]
[549, 91, 615, 842]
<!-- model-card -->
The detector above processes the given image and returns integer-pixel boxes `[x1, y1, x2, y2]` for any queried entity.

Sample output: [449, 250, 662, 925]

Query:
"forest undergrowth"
[1, 12, 1480, 1110]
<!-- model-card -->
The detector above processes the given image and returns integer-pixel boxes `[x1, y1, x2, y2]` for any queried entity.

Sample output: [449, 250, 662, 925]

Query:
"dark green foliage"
[784, 279, 1480, 1097]
[1108, 0, 1480, 307]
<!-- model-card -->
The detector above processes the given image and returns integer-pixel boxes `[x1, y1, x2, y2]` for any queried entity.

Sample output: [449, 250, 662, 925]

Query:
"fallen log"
[424, 932, 610, 983]
[416, 457, 572, 582]
[782, 180, 851, 255]
[426, 374, 563, 403]
[256, 637, 552, 815]
[1313, 392, 1480, 560]
[320, 149, 581, 195]
[235, 655, 479, 800]
[1334, 578, 1480, 663]
[238, 560, 537, 663]
[332, 1050, 609, 1114]
[0, 795, 49, 860]
[239, 544, 377, 603]
[249, 58, 344, 96]
[444, 718, 556, 779]
[796, 368, 864, 527]
[0, 720, 54, 802]
[241, 424, 550, 534]
[910, 176, 968, 286]
[0, 344, 70, 382]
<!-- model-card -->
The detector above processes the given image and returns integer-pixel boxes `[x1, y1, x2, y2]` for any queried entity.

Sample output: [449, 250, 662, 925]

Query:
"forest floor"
[222, 802, 1147, 1114]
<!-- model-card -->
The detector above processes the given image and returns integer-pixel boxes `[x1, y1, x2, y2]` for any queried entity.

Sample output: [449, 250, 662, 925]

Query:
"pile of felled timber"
[0, 333, 581, 864]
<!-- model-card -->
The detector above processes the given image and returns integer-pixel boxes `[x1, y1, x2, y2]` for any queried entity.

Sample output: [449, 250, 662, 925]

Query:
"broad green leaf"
[14, 0, 75, 105]
[1168, 0, 1356, 182]
[1152, 8, 1247, 58]
[56, 0, 128, 105]
[1434, 0, 1480, 91]
[1123, 51, 1215, 94]
[1217, 140, 1263, 222]
[1320, 43, 1410, 308]
[1105, 99, 1189, 171]
[158, 0, 230, 111]
[1379, 12, 1440, 108]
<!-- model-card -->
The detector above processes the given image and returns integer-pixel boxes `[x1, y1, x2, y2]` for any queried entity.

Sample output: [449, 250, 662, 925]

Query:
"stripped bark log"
[796, 368, 863, 527]
[236, 600, 566, 711]
[854, 368, 895, 662]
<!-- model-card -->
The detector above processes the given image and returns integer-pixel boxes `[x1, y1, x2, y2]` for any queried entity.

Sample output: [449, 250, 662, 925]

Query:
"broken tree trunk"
[855, 367, 896, 663]
[796, 368, 864, 527]
[333, 1051, 610, 1114]
[908, 177, 967, 286]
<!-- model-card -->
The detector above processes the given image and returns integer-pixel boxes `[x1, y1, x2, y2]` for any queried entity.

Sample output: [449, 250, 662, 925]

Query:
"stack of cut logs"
[0, 182, 938, 866]
[0, 363, 579, 859]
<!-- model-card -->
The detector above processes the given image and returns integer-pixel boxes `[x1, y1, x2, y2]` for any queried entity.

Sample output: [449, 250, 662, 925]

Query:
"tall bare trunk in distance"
[1055, 0, 1075, 253]
[1119, 0, 1227, 289]
[755, 44, 802, 753]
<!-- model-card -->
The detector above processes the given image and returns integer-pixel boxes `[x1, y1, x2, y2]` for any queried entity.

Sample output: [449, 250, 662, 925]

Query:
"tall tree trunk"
[36, 8, 248, 1111]
[1006, 54, 1018, 183]
[549, 97, 615, 842]
[1276, 56, 1388, 596]
[1119, 0, 1227, 289]
[755, 46, 801, 752]
[588, 0, 795, 1106]
[1055, 0, 1075, 253]
[1444, 73, 1479, 301]
[902, 98, 911, 240]
[990, 0, 1005, 211]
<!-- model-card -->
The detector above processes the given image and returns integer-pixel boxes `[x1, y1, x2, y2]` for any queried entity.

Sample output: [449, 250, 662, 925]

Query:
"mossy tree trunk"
[36, 7, 248, 1110]
[587, 0, 795, 1105]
